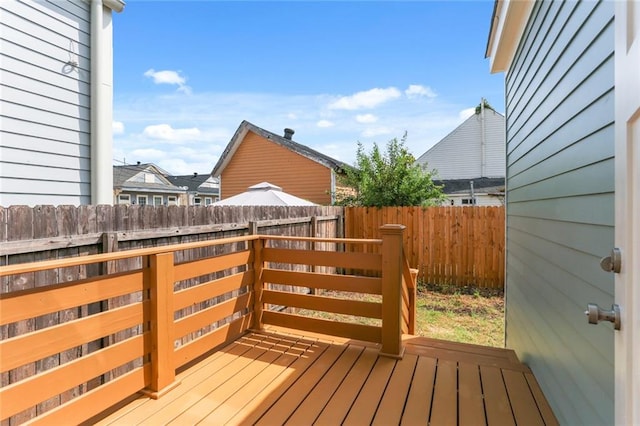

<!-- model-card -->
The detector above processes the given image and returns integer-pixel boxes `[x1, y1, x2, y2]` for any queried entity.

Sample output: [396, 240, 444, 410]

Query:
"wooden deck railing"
[0, 225, 415, 425]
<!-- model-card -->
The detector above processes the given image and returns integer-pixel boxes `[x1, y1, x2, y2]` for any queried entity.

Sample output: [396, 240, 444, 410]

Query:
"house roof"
[113, 164, 186, 194]
[213, 182, 317, 206]
[167, 174, 219, 195]
[435, 177, 505, 195]
[211, 120, 345, 178]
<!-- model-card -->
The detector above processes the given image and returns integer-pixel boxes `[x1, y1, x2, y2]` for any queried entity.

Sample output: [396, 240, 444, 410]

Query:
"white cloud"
[329, 87, 401, 110]
[112, 121, 125, 134]
[405, 84, 437, 99]
[458, 107, 476, 121]
[144, 69, 192, 94]
[362, 126, 393, 138]
[317, 119, 334, 128]
[287, 112, 298, 120]
[142, 124, 201, 141]
[356, 114, 378, 124]
[129, 148, 166, 161]
[114, 89, 486, 174]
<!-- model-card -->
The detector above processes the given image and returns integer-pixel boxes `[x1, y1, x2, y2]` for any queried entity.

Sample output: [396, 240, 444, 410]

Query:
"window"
[153, 196, 163, 206]
[137, 195, 148, 205]
[194, 197, 202, 206]
[118, 194, 130, 205]
[168, 196, 178, 206]
[461, 198, 477, 205]
[205, 197, 213, 206]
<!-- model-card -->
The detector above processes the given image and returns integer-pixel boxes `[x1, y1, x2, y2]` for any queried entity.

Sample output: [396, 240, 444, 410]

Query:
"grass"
[296, 283, 505, 348]
[414, 283, 504, 347]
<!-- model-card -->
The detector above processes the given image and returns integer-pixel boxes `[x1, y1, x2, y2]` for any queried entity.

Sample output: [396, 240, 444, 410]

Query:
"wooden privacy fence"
[0, 226, 415, 425]
[345, 206, 505, 288]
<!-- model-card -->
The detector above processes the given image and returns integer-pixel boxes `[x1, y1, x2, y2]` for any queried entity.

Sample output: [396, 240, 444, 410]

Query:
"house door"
[614, 1, 640, 424]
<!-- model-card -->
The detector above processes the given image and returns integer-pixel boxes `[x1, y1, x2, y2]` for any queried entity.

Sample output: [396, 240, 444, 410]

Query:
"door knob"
[585, 303, 621, 330]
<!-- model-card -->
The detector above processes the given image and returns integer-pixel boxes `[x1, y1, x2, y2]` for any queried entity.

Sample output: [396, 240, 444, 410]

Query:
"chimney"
[283, 128, 295, 140]
[136, 161, 141, 165]
[193, 172, 198, 177]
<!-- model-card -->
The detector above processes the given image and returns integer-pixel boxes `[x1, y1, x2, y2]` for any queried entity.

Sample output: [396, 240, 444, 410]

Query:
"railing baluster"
[252, 237, 265, 331]
[380, 224, 406, 358]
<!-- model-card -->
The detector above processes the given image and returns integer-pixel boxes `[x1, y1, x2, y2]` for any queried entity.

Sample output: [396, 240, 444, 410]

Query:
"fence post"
[250, 222, 265, 331]
[142, 252, 180, 398]
[379, 224, 405, 358]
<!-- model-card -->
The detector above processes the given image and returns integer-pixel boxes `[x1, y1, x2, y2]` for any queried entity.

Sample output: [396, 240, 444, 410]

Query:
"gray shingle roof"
[167, 174, 219, 195]
[113, 164, 185, 193]
[435, 177, 505, 195]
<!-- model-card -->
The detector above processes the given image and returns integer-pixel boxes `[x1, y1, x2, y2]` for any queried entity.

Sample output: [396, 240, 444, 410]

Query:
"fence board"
[346, 207, 505, 288]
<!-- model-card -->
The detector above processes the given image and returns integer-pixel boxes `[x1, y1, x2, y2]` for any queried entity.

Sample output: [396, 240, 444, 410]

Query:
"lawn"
[414, 284, 504, 347]
[296, 283, 505, 348]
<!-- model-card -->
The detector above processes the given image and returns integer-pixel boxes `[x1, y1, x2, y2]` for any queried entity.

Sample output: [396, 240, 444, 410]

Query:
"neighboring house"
[0, 0, 124, 207]
[416, 102, 505, 206]
[212, 121, 345, 205]
[439, 177, 504, 206]
[167, 173, 220, 206]
[487, 1, 639, 425]
[113, 163, 186, 206]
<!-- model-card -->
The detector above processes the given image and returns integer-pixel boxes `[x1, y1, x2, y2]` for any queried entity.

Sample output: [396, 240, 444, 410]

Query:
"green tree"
[335, 134, 445, 207]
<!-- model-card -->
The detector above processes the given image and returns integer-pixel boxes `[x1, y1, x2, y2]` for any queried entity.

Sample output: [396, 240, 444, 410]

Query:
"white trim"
[153, 195, 163, 206]
[136, 195, 147, 205]
[90, 1, 113, 204]
[103, 0, 125, 13]
[614, 2, 640, 424]
[486, 0, 535, 73]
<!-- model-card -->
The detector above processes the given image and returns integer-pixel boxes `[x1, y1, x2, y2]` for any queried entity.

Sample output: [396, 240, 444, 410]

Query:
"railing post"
[380, 224, 405, 358]
[251, 235, 265, 331]
[142, 252, 180, 399]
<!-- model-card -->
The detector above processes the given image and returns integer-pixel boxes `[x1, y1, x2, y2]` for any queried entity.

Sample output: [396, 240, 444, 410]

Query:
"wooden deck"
[92, 327, 558, 426]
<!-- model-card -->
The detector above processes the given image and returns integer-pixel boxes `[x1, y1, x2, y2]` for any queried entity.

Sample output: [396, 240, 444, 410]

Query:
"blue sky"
[112, 1, 504, 175]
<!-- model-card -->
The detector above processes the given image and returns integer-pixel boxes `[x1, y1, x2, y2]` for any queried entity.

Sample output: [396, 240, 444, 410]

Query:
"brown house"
[212, 121, 346, 205]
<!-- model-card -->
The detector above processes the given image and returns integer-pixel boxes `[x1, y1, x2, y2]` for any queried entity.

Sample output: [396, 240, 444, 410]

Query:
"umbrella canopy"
[213, 182, 318, 206]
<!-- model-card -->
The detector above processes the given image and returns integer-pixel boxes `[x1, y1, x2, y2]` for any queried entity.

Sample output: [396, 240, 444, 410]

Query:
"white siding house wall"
[417, 110, 505, 180]
[504, 1, 615, 424]
[0, 0, 92, 206]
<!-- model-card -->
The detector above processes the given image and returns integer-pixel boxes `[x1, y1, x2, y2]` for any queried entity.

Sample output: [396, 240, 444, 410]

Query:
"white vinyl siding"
[417, 110, 505, 180]
[504, 1, 614, 425]
[0, 0, 92, 206]
[447, 194, 503, 207]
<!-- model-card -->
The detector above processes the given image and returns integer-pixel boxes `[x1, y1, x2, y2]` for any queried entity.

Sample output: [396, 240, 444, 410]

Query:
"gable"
[212, 120, 344, 178]
[221, 131, 334, 205]
[417, 110, 505, 180]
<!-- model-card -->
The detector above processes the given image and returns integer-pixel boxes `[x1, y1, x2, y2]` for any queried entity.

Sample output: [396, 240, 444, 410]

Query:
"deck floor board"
[95, 328, 558, 426]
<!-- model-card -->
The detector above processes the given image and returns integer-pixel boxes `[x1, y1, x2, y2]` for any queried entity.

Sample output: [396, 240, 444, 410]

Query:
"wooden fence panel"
[345, 206, 505, 289]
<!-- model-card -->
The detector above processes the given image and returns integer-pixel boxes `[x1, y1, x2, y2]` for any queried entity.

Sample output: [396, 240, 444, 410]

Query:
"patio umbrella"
[213, 182, 317, 206]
